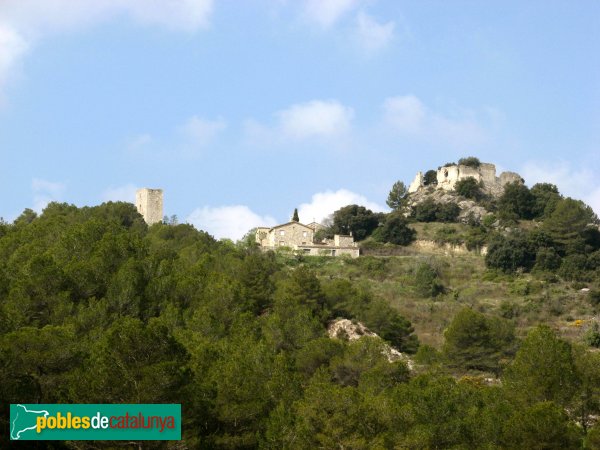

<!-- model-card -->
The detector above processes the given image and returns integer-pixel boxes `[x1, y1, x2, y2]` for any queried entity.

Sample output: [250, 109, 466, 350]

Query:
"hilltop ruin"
[408, 162, 523, 198]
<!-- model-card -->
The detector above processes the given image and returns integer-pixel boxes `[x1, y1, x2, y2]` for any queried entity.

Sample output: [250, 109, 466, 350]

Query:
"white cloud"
[277, 100, 354, 139]
[31, 178, 66, 212]
[179, 115, 227, 147]
[383, 95, 426, 134]
[298, 188, 386, 224]
[0, 0, 213, 98]
[304, 0, 361, 28]
[0, 24, 28, 99]
[126, 133, 154, 153]
[356, 12, 394, 51]
[383, 94, 487, 146]
[0, 0, 213, 35]
[244, 99, 354, 147]
[521, 161, 600, 215]
[101, 183, 138, 203]
[186, 205, 277, 241]
[126, 115, 226, 158]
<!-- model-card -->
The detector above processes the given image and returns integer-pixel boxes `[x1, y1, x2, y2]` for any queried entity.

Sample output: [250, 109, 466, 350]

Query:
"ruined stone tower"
[135, 188, 163, 225]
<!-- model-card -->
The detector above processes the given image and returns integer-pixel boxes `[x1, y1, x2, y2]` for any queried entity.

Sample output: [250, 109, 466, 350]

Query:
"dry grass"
[307, 245, 598, 349]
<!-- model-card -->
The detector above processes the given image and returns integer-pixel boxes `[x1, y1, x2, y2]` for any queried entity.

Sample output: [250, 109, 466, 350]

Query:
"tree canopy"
[331, 204, 380, 241]
[386, 181, 408, 210]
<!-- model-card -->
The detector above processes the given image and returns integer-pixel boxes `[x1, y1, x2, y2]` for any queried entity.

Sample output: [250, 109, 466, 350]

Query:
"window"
[302, 231, 307, 237]
[279, 241, 285, 246]
[279, 230, 285, 236]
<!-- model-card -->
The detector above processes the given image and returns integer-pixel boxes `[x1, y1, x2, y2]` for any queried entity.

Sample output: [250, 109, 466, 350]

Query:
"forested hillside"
[1, 200, 600, 449]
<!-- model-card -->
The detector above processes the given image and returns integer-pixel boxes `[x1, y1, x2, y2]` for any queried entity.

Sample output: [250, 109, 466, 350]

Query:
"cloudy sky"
[1, 1, 599, 239]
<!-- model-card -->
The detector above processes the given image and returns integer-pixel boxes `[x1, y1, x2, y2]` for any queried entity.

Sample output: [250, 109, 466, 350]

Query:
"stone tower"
[135, 188, 163, 225]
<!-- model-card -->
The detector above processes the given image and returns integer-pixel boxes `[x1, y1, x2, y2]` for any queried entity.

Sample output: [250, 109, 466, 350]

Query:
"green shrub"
[534, 247, 562, 271]
[588, 250, 600, 270]
[443, 307, 516, 373]
[558, 254, 588, 281]
[423, 170, 438, 186]
[584, 322, 600, 348]
[485, 232, 536, 273]
[499, 300, 520, 319]
[457, 156, 481, 168]
[465, 226, 488, 250]
[482, 214, 497, 228]
[413, 199, 439, 222]
[413, 199, 460, 223]
[434, 226, 462, 246]
[377, 213, 416, 245]
[436, 203, 461, 222]
[588, 290, 600, 307]
[498, 182, 535, 221]
[414, 344, 442, 365]
[414, 262, 445, 297]
[455, 177, 482, 200]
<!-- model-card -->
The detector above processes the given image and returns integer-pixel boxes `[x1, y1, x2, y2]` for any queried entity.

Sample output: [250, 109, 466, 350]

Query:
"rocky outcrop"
[408, 162, 523, 198]
[412, 239, 488, 256]
[327, 318, 414, 369]
[406, 186, 490, 223]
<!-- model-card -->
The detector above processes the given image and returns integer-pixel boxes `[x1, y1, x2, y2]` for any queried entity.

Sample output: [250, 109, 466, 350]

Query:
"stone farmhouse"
[255, 221, 360, 258]
[408, 162, 522, 197]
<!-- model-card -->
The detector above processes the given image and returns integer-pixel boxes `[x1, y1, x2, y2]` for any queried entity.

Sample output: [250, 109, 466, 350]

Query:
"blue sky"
[0, 0, 599, 239]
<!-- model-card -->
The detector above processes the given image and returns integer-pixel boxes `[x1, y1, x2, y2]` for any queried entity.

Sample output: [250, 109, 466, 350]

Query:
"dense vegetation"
[2, 166, 600, 448]
[0, 202, 417, 448]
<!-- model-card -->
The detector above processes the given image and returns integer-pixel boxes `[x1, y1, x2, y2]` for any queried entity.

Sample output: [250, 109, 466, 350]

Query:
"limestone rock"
[327, 318, 414, 369]
[409, 161, 523, 198]
[406, 186, 491, 224]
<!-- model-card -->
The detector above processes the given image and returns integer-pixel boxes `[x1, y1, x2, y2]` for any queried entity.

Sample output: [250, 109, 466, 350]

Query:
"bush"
[584, 322, 600, 348]
[465, 226, 488, 250]
[413, 199, 460, 223]
[377, 213, 416, 246]
[413, 199, 439, 222]
[414, 263, 444, 297]
[443, 307, 515, 373]
[534, 247, 562, 271]
[331, 204, 380, 241]
[457, 156, 481, 168]
[436, 203, 461, 222]
[587, 250, 600, 270]
[482, 214, 497, 228]
[588, 290, 600, 308]
[558, 254, 588, 281]
[530, 183, 561, 219]
[434, 226, 462, 246]
[498, 182, 535, 221]
[455, 177, 482, 200]
[485, 233, 536, 273]
[423, 170, 438, 186]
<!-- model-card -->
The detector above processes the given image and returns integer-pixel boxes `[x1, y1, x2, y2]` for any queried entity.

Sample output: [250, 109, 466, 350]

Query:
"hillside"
[1, 158, 600, 448]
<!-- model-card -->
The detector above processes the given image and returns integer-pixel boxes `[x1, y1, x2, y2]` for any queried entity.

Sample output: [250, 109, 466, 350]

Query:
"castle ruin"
[408, 162, 522, 197]
[136, 188, 163, 225]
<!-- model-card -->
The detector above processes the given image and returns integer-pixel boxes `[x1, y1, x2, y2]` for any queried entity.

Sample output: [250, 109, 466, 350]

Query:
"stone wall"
[412, 239, 488, 256]
[408, 171, 424, 193]
[437, 165, 462, 190]
[334, 234, 355, 247]
[136, 188, 163, 225]
[256, 222, 359, 257]
[264, 222, 314, 248]
[409, 162, 523, 198]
